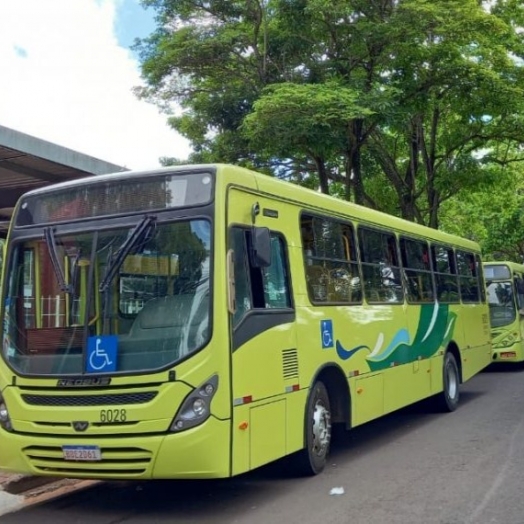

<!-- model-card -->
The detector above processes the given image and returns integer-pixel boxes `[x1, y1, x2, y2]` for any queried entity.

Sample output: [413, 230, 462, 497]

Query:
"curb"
[1, 475, 61, 495]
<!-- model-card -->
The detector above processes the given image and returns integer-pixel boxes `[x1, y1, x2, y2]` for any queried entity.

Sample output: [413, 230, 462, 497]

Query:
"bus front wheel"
[434, 351, 460, 412]
[293, 380, 332, 476]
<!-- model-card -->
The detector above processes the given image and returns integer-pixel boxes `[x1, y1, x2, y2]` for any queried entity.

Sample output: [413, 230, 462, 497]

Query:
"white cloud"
[0, 0, 191, 170]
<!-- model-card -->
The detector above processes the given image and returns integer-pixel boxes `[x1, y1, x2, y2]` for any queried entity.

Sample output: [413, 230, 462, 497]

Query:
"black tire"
[292, 380, 332, 476]
[434, 351, 460, 412]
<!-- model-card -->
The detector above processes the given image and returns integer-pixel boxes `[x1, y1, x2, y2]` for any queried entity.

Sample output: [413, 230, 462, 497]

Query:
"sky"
[0, 0, 191, 170]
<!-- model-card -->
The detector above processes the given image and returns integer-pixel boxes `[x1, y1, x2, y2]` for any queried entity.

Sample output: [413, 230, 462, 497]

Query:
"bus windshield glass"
[3, 219, 211, 376]
[486, 280, 516, 328]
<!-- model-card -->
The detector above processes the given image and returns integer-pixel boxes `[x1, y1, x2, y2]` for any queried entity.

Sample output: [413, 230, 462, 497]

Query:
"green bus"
[0, 164, 491, 480]
[484, 261, 524, 363]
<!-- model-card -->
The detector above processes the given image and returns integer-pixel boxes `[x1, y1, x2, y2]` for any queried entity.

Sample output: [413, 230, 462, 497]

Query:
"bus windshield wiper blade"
[44, 227, 73, 294]
[69, 251, 81, 296]
[98, 215, 156, 292]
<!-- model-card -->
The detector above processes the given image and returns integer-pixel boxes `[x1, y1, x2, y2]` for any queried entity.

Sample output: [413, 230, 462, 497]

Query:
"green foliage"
[440, 163, 524, 261]
[135, 0, 524, 236]
[242, 82, 372, 158]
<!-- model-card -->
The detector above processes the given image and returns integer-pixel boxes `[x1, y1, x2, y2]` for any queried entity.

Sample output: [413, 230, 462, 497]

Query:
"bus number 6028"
[100, 409, 127, 423]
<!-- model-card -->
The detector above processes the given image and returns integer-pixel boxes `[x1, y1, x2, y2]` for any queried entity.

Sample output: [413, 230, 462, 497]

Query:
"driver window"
[230, 227, 292, 326]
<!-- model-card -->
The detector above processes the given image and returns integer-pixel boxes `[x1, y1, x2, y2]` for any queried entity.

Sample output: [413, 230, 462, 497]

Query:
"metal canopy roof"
[0, 125, 127, 232]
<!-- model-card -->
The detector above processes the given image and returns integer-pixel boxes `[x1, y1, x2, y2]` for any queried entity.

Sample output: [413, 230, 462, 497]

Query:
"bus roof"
[483, 260, 524, 272]
[17, 163, 481, 251]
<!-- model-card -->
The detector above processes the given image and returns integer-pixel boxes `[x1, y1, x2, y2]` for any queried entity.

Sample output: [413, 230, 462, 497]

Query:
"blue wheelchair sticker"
[86, 335, 118, 373]
[321, 320, 334, 349]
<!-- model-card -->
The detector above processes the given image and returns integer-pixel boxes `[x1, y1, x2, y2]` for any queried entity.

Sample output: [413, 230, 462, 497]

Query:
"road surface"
[2, 364, 524, 524]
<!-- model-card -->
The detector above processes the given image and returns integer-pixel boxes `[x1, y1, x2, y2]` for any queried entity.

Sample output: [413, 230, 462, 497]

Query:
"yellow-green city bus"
[484, 261, 524, 363]
[0, 164, 492, 480]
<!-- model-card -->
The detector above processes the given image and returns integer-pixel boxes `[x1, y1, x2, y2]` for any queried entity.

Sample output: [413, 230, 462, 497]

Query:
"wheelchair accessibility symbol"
[86, 336, 118, 373]
[321, 319, 334, 349]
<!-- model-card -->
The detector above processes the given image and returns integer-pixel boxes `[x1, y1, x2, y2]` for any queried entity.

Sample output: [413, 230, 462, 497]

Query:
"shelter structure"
[0, 125, 127, 235]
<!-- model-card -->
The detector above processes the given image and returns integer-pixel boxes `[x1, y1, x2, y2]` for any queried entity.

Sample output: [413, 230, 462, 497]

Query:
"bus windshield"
[3, 219, 211, 376]
[486, 280, 516, 328]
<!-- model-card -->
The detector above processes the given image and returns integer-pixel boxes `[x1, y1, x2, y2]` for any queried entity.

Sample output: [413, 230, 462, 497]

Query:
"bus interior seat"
[306, 265, 328, 301]
[119, 294, 209, 367]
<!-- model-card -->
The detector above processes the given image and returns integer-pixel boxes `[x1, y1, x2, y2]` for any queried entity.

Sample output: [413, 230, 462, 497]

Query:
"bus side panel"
[382, 359, 432, 415]
[249, 400, 286, 470]
[351, 373, 383, 426]
[228, 187, 301, 474]
[457, 305, 491, 382]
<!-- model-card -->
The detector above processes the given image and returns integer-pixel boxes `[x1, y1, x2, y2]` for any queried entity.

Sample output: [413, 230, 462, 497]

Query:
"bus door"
[227, 188, 298, 475]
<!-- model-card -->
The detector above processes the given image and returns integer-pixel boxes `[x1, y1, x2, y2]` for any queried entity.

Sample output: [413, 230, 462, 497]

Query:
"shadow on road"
[483, 361, 524, 373]
[0, 386, 488, 523]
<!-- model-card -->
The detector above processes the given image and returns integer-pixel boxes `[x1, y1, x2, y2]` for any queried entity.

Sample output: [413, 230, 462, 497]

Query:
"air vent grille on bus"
[21, 391, 158, 407]
[282, 348, 299, 380]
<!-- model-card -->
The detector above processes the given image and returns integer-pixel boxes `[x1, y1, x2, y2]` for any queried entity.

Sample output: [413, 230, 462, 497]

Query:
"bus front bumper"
[0, 416, 230, 480]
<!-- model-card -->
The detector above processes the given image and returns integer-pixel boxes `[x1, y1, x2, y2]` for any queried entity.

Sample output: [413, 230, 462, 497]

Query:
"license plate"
[62, 445, 101, 461]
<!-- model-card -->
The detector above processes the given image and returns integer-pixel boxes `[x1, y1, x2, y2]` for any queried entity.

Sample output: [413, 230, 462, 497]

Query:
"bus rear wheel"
[434, 351, 460, 412]
[293, 380, 332, 476]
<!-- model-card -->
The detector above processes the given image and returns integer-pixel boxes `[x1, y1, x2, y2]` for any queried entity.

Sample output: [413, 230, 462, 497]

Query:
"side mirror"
[516, 278, 524, 295]
[250, 227, 271, 268]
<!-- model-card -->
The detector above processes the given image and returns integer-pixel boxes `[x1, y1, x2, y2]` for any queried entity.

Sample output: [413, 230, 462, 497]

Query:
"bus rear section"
[484, 262, 524, 363]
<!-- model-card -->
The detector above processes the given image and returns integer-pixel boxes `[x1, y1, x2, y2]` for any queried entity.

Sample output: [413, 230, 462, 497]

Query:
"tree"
[135, 0, 524, 227]
[242, 82, 373, 194]
[440, 161, 524, 261]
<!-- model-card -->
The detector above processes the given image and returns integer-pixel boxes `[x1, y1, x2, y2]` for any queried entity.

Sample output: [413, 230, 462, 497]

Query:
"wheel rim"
[312, 399, 331, 457]
[446, 361, 458, 400]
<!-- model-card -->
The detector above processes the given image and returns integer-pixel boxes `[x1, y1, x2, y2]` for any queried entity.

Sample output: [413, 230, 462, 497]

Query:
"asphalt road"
[3, 364, 524, 524]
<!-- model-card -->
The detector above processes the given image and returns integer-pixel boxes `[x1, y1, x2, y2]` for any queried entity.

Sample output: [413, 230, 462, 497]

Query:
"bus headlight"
[498, 333, 517, 348]
[170, 375, 219, 432]
[0, 393, 13, 432]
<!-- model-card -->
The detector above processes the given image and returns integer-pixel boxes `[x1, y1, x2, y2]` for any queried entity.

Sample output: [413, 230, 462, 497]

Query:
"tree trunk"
[314, 156, 329, 194]
[346, 119, 366, 205]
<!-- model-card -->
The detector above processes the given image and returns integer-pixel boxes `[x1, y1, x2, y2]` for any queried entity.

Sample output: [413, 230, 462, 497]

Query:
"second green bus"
[484, 261, 524, 363]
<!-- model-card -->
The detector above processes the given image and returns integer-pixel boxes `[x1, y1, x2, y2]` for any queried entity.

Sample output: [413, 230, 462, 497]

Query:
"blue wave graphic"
[367, 328, 411, 362]
[336, 341, 369, 361]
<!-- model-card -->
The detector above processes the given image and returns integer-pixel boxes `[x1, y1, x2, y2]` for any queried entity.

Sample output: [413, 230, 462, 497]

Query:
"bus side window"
[514, 277, 524, 310]
[457, 250, 480, 303]
[400, 237, 434, 303]
[476, 254, 486, 303]
[301, 215, 361, 304]
[358, 227, 403, 304]
[431, 245, 459, 303]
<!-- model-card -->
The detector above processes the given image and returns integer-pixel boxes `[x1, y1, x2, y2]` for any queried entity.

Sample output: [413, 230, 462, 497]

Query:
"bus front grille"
[23, 445, 153, 477]
[21, 392, 158, 407]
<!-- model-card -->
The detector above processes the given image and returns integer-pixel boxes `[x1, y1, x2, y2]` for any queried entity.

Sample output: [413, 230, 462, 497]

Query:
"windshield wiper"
[99, 215, 156, 292]
[44, 227, 73, 294]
